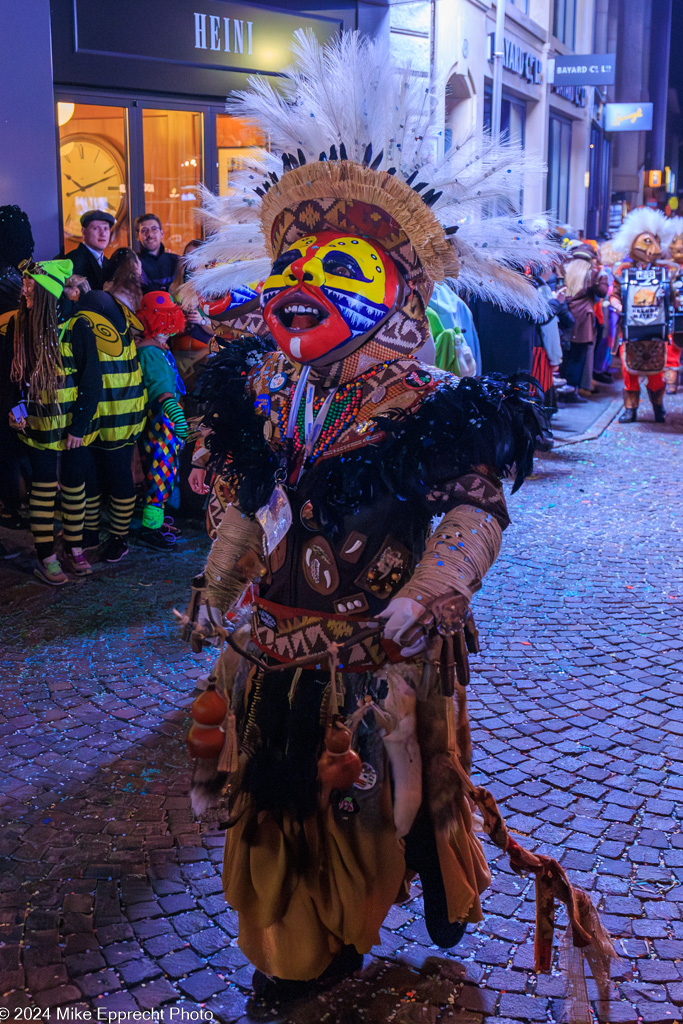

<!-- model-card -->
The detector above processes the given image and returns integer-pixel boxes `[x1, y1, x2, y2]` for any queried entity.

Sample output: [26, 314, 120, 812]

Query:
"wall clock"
[60, 134, 126, 240]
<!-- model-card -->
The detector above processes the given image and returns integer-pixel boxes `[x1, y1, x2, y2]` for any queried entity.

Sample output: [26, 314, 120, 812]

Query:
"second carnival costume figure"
[181, 31, 617, 1015]
[611, 208, 676, 423]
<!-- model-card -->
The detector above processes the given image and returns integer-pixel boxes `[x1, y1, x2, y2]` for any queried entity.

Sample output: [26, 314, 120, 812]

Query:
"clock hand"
[79, 174, 117, 191]
[65, 174, 115, 198]
[64, 173, 87, 190]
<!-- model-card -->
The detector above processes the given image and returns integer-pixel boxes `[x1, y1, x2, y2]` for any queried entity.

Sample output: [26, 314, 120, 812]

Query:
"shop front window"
[547, 114, 572, 224]
[216, 114, 264, 196]
[57, 102, 130, 255]
[141, 109, 203, 254]
[483, 88, 526, 146]
[553, 0, 577, 48]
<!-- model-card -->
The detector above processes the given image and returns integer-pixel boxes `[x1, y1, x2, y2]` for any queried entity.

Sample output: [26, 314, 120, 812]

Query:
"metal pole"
[491, 0, 506, 137]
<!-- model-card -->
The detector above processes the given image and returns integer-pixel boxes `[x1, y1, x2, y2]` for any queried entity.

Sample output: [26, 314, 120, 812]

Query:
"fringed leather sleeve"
[399, 504, 502, 607]
[204, 504, 266, 612]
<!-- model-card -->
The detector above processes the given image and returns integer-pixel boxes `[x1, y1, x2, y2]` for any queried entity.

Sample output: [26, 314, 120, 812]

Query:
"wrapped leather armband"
[400, 504, 503, 611]
[204, 504, 266, 613]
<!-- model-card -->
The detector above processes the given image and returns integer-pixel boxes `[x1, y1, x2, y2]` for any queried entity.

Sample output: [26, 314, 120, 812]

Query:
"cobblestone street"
[1, 395, 683, 1024]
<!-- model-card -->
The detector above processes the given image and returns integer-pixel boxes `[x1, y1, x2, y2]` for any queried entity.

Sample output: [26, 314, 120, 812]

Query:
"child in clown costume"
[136, 290, 189, 549]
[181, 31, 616, 1013]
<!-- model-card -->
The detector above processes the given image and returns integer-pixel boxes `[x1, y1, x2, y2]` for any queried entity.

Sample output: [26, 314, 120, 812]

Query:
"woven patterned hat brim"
[259, 160, 459, 299]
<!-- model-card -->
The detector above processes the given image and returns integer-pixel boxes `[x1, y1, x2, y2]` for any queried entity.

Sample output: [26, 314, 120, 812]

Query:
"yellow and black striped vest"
[16, 316, 99, 451]
[73, 306, 146, 446]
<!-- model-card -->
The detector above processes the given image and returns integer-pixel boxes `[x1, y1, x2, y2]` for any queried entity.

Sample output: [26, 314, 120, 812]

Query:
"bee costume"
[181, 30, 617, 1015]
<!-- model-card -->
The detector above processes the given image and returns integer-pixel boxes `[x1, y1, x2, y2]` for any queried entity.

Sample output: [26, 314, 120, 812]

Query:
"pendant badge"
[256, 483, 293, 555]
[268, 371, 288, 393]
[254, 394, 271, 416]
[404, 370, 432, 389]
[353, 762, 378, 791]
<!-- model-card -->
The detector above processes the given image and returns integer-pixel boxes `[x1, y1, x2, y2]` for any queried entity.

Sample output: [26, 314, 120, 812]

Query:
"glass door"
[57, 101, 130, 255]
[141, 109, 203, 254]
[216, 113, 264, 196]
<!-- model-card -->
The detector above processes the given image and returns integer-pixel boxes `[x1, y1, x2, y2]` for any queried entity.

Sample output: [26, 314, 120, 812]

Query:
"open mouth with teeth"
[272, 292, 330, 332]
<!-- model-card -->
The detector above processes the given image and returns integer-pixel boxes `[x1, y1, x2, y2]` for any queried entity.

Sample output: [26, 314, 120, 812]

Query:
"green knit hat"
[23, 259, 73, 299]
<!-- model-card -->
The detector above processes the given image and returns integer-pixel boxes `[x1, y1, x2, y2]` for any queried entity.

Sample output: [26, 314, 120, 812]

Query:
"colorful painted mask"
[261, 231, 404, 364]
[669, 234, 683, 265]
[630, 231, 662, 266]
[199, 283, 260, 324]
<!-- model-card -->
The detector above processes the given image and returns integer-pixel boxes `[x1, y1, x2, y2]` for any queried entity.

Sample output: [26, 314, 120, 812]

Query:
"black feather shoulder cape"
[196, 337, 548, 531]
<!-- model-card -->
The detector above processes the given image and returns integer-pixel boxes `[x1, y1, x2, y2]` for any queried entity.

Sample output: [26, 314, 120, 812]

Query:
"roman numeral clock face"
[60, 134, 126, 239]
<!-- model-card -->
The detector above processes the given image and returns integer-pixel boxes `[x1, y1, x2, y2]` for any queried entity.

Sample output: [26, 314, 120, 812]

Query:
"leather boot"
[648, 386, 666, 423]
[664, 366, 679, 395]
[618, 389, 639, 423]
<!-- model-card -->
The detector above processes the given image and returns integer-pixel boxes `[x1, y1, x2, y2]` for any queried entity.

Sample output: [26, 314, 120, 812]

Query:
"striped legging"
[25, 447, 88, 559]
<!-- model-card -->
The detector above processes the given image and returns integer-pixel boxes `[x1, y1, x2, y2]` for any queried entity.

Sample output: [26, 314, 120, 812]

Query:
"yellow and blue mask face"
[261, 231, 403, 364]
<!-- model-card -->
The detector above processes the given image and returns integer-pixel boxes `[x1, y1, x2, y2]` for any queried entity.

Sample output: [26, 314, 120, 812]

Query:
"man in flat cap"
[62, 211, 114, 291]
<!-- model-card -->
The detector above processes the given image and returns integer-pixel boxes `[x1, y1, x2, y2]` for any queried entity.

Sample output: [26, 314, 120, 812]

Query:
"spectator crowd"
[0, 203, 679, 584]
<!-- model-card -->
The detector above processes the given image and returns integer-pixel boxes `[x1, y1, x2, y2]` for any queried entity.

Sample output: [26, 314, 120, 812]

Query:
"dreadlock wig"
[11, 277, 62, 405]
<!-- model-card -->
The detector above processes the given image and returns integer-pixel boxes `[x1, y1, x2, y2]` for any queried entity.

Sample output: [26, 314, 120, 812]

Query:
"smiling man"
[135, 213, 179, 294]
[63, 210, 113, 291]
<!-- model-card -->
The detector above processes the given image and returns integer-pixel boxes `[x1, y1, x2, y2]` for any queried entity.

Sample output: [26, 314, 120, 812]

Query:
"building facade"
[0, 0, 672, 258]
[0, 0, 387, 258]
[434, 0, 601, 234]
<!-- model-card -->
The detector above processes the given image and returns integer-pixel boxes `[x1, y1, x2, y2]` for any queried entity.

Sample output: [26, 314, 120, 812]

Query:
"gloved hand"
[377, 596, 430, 657]
[197, 601, 225, 645]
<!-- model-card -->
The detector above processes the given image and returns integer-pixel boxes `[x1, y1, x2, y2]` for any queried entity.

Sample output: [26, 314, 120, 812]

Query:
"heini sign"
[194, 13, 253, 54]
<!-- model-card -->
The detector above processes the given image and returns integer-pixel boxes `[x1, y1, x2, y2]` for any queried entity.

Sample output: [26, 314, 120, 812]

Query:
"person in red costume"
[611, 208, 673, 423]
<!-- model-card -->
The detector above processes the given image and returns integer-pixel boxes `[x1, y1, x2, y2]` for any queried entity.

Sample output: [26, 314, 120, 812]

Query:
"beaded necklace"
[277, 359, 392, 463]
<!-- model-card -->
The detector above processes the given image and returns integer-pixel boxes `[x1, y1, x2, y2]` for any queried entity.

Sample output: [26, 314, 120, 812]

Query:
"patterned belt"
[252, 597, 385, 673]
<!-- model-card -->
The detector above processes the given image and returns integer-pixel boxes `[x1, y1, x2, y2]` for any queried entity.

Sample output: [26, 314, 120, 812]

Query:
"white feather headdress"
[186, 30, 558, 317]
[664, 215, 683, 253]
[611, 207, 670, 257]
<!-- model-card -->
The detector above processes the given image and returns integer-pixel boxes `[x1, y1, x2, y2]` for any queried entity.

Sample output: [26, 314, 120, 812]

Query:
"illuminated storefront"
[49, 0, 356, 258]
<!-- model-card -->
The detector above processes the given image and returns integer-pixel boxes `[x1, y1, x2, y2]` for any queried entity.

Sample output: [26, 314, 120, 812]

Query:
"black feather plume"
[197, 349, 547, 531]
[195, 336, 279, 514]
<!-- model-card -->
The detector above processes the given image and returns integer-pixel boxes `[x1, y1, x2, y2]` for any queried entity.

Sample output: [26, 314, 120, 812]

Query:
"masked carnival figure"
[611, 208, 674, 422]
[180, 30, 616, 1013]
[663, 216, 683, 394]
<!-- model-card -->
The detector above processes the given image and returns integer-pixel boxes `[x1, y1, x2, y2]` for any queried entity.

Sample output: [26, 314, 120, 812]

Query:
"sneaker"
[139, 527, 177, 550]
[62, 547, 93, 575]
[101, 535, 129, 563]
[1, 541, 20, 559]
[552, 375, 567, 387]
[34, 556, 69, 586]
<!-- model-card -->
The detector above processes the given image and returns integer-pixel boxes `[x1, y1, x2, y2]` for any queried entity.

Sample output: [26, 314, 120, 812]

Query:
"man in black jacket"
[63, 210, 113, 291]
[135, 213, 179, 293]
